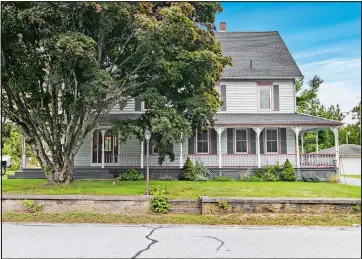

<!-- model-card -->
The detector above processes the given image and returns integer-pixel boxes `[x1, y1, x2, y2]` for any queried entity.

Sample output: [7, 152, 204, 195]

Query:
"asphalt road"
[2, 223, 361, 258]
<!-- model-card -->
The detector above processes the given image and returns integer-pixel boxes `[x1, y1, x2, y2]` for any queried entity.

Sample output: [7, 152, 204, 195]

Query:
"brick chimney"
[220, 22, 226, 32]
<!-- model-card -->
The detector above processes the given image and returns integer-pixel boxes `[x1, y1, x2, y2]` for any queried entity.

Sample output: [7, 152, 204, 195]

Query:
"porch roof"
[214, 113, 343, 127]
[107, 112, 343, 127]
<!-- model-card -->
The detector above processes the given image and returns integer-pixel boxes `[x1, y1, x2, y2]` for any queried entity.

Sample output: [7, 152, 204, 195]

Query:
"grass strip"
[2, 212, 361, 227]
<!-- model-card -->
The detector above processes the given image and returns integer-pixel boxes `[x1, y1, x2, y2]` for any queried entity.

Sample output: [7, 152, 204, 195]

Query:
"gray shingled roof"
[315, 144, 361, 155]
[107, 112, 342, 126]
[214, 113, 343, 126]
[215, 32, 303, 78]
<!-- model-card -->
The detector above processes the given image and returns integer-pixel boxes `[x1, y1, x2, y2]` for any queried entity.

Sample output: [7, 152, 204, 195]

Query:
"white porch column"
[301, 132, 305, 154]
[331, 127, 340, 173]
[314, 130, 319, 154]
[179, 132, 183, 168]
[21, 135, 26, 169]
[291, 127, 302, 168]
[141, 141, 144, 169]
[252, 127, 263, 168]
[216, 128, 225, 168]
[101, 129, 106, 168]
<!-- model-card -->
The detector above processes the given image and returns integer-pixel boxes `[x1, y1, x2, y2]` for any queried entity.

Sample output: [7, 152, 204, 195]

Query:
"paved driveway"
[2, 223, 361, 258]
[340, 176, 361, 187]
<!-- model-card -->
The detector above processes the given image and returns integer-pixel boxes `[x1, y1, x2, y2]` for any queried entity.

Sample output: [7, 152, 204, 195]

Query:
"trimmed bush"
[180, 157, 196, 181]
[280, 159, 296, 181]
[150, 196, 169, 213]
[213, 176, 234, 182]
[118, 168, 144, 181]
[195, 174, 208, 181]
[254, 165, 281, 182]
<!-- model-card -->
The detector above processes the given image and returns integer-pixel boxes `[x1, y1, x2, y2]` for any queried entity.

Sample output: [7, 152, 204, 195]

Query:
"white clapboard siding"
[286, 127, 296, 154]
[274, 80, 295, 113]
[119, 135, 141, 155]
[74, 134, 92, 167]
[222, 81, 258, 112]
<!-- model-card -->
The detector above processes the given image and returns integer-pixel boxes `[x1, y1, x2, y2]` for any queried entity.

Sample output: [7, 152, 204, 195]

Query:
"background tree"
[352, 101, 360, 126]
[1, 2, 230, 183]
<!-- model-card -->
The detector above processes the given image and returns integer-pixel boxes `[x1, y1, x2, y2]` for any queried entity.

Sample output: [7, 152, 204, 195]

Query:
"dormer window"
[259, 86, 271, 110]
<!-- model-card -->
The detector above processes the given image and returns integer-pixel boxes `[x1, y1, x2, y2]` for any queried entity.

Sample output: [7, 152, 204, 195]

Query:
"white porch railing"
[260, 154, 298, 167]
[300, 154, 335, 167]
[185, 154, 219, 167]
[222, 154, 257, 167]
[104, 153, 336, 168]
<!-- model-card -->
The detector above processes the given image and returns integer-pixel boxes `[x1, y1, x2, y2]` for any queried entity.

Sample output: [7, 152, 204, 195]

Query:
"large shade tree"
[1, 2, 230, 183]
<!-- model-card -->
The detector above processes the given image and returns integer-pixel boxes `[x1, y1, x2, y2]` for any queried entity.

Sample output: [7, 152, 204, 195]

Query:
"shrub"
[280, 159, 296, 181]
[239, 169, 251, 181]
[301, 176, 320, 182]
[151, 196, 169, 213]
[22, 200, 43, 213]
[150, 185, 170, 196]
[195, 159, 210, 181]
[218, 200, 228, 210]
[328, 176, 340, 184]
[118, 168, 144, 181]
[254, 165, 281, 182]
[352, 204, 361, 212]
[195, 174, 208, 181]
[213, 176, 234, 182]
[180, 157, 196, 181]
[246, 176, 264, 182]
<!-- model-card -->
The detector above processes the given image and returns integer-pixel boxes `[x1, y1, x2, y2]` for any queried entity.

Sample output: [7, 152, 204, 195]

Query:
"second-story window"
[259, 86, 271, 110]
[220, 85, 226, 111]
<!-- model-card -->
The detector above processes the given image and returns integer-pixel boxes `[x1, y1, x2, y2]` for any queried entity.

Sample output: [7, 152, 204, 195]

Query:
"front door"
[104, 131, 118, 164]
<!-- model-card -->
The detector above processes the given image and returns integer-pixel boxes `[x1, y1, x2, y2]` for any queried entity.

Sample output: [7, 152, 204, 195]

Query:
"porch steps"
[168, 200, 201, 214]
[7, 167, 111, 180]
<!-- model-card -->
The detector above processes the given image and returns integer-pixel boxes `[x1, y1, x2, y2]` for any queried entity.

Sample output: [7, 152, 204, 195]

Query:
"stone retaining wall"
[2, 194, 360, 215]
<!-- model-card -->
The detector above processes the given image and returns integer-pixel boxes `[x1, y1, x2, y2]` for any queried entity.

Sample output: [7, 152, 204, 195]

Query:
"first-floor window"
[266, 129, 278, 153]
[197, 130, 209, 153]
[92, 131, 102, 163]
[92, 130, 118, 163]
[235, 129, 248, 153]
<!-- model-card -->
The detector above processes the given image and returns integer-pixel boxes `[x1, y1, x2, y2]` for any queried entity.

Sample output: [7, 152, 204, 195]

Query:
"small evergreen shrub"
[118, 168, 144, 181]
[150, 185, 170, 196]
[180, 157, 196, 181]
[22, 200, 43, 213]
[301, 176, 320, 182]
[151, 196, 169, 213]
[280, 159, 296, 181]
[195, 159, 210, 181]
[213, 176, 235, 182]
[254, 165, 280, 181]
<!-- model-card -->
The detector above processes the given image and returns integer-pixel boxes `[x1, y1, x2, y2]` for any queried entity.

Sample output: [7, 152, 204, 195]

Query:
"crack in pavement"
[195, 236, 225, 252]
[131, 226, 162, 258]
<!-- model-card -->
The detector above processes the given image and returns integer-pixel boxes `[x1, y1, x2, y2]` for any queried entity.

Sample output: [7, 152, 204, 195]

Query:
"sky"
[215, 2, 361, 124]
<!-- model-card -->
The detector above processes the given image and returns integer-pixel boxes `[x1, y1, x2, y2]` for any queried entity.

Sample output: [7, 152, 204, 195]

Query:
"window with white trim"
[259, 86, 271, 110]
[196, 130, 209, 153]
[235, 129, 248, 153]
[266, 129, 278, 153]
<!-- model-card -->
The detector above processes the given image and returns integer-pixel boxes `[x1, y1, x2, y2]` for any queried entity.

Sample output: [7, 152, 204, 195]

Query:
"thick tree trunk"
[45, 159, 74, 184]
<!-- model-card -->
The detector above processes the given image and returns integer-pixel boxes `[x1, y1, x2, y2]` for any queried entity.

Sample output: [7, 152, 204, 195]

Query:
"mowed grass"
[2, 179, 361, 199]
[342, 175, 361, 179]
[2, 212, 361, 227]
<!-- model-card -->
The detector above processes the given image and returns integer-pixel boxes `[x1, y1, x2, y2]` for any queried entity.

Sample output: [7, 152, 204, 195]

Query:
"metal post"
[21, 136, 26, 169]
[140, 141, 144, 169]
[146, 139, 150, 195]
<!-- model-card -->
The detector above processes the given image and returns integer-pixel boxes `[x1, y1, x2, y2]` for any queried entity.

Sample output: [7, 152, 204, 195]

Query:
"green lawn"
[2, 179, 361, 199]
[342, 175, 361, 179]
